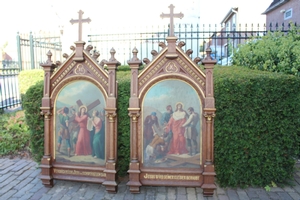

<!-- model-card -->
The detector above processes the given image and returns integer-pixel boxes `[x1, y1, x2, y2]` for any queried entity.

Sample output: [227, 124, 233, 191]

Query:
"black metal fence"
[0, 60, 21, 110]
[88, 23, 296, 65]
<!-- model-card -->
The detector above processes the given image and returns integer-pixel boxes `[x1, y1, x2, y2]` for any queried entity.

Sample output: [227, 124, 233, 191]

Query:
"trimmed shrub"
[22, 80, 44, 162]
[214, 66, 300, 187]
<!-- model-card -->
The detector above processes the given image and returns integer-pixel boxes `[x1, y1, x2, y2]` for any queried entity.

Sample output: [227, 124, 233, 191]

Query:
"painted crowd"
[56, 104, 105, 160]
[144, 102, 200, 164]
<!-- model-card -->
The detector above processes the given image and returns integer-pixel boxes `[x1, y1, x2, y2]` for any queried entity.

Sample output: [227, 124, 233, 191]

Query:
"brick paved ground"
[1, 158, 300, 200]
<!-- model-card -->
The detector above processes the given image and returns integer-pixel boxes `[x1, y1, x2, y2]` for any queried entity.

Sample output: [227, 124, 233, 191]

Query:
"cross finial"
[160, 4, 184, 37]
[70, 10, 91, 41]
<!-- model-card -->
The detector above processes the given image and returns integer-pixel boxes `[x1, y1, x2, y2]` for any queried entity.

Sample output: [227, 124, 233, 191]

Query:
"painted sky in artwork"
[56, 80, 105, 114]
[143, 79, 201, 117]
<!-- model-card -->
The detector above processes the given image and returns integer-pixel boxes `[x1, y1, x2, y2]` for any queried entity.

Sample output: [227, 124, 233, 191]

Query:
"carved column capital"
[204, 113, 215, 121]
[106, 113, 117, 122]
[128, 113, 140, 122]
[40, 110, 52, 119]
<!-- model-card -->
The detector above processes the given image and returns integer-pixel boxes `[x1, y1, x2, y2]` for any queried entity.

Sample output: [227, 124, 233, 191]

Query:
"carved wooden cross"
[70, 10, 91, 41]
[160, 4, 184, 37]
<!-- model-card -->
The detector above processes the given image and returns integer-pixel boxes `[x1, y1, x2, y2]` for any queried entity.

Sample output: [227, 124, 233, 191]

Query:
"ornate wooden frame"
[127, 4, 217, 196]
[39, 10, 119, 193]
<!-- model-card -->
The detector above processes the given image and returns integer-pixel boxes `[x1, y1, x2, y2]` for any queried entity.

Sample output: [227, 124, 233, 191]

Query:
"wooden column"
[40, 51, 57, 187]
[103, 48, 120, 193]
[201, 47, 217, 196]
[127, 47, 142, 193]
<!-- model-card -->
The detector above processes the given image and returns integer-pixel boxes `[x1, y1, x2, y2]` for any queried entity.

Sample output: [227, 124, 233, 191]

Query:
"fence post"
[16, 32, 22, 71]
[30, 32, 35, 69]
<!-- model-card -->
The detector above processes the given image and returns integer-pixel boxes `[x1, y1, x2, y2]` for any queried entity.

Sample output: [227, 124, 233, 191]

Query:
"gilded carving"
[53, 169, 106, 177]
[143, 173, 200, 181]
[106, 113, 117, 123]
[165, 61, 179, 73]
[204, 113, 216, 121]
[129, 113, 140, 122]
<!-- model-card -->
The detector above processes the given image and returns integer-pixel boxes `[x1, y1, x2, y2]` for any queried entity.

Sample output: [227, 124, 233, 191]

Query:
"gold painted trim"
[138, 48, 168, 78]
[50, 51, 76, 79]
[128, 108, 141, 111]
[175, 46, 206, 77]
[83, 51, 109, 78]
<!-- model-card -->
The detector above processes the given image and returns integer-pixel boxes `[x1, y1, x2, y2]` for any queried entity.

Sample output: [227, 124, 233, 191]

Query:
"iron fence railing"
[17, 32, 62, 70]
[87, 22, 296, 65]
[0, 60, 21, 110]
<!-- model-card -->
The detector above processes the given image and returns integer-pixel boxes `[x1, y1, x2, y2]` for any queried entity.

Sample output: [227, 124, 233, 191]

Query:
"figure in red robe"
[164, 102, 189, 155]
[75, 105, 92, 155]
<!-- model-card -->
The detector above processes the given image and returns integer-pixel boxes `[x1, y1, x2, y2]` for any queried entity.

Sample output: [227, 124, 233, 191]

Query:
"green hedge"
[22, 80, 45, 162]
[21, 66, 300, 187]
[214, 66, 300, 187]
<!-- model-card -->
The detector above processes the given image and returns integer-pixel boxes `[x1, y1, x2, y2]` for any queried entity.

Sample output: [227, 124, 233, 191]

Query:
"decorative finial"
[46, 51, 52, 64]
[143, 58, 150, 65]
[159, 42, 166, 49]
[130, 47, 140, 61]
[70, 46, 75, 51]
[205, 47, 213, 60]
[63, 53, 69, 59]
[151, 50, 158, 58]
[99, 59, 108, 67]
[56, 61, 62, 66]
[185, 49, 193, 57]
[86, 45, 93, 51]
[109, 48, 117, 62]
[193, 57, 202, 64]
[178, 41, 185, 50]
[93, 51, 100, 60]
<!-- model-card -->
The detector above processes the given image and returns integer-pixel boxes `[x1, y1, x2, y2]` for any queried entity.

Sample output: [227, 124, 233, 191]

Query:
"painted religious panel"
[142, 79, 201, 168]
[54, 80, 106, 165]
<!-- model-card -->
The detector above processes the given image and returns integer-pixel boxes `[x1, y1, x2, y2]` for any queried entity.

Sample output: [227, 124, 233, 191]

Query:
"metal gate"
[16, 32, 62, 70]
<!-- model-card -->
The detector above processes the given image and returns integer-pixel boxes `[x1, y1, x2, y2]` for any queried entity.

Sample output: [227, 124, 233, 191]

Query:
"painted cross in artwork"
[55, 80, 106, 165]
[143, 79, 201, 168]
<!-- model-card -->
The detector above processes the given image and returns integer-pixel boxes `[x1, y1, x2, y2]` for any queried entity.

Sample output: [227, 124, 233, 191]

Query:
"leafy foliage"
[22, 80, 44, 162]
[214, 66, 300, 187]
[233, 24, 300, 76]
[116, 71, 131, 176]
[0, 110, 30, 155]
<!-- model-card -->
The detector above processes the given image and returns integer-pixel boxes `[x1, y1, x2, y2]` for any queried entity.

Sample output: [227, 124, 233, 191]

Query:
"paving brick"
[266, 192, 280, 199]
[156, 193, 167, 200]
[177, 186, 187, 194]
[28, 168, 41, 178]
[277, 192, 293, 200]
[175, 194, 187, 200]
[18, 192, 35, 200]
[16, 168, 35, 180]
[30, 186, 51, 200]
[157, 186, 167, 193]
[196, 193, 206, 200]
[0, 179, 20, 195]
[237, 190, 250, 200]
[0, 162, 19, 174]
[283, 186, 295, 192]
[10, 159, 28, 172]
[0, 174, 18, 188]
[288, 192, 300, 200]
[0, 171, 14, 183]
[226, 189, 239, 200]
[257, 190, 270, 200]
[12, 183, 35, 198]
[13, 177, 34, 190]
[217, 194, 229, 200]
[0, 189, 17, 199]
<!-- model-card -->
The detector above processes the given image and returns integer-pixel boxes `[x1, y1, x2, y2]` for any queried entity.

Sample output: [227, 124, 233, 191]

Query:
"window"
[284, 8, 292, 20]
